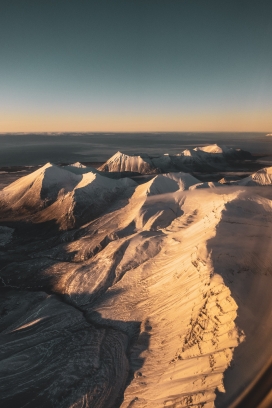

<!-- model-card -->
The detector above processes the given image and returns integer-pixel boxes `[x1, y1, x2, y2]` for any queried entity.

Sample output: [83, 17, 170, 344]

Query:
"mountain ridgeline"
[98, 144, 252, 174]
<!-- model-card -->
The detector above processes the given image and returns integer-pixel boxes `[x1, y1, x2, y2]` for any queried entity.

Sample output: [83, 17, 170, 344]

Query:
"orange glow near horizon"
[1, 110, 271, 133]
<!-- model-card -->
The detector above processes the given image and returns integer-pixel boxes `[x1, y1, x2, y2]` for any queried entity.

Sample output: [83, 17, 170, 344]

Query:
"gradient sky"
[0, 0, 272, 132]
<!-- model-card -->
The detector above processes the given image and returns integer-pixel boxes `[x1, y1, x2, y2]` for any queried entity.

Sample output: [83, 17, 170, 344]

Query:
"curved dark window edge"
[230, 358, 272, 408]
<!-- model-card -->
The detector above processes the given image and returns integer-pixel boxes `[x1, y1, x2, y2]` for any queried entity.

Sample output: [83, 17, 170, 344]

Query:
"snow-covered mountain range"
[0, 163, 136, 228]
[98, 144, 252, 174]
[0, 147, 272, 408]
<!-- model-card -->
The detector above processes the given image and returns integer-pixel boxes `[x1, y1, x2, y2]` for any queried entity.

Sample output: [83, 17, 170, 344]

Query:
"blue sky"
[0, 0, 271, 131]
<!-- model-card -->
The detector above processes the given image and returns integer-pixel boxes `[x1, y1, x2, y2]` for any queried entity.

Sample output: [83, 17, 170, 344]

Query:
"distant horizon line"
[0, 131, 270, 134]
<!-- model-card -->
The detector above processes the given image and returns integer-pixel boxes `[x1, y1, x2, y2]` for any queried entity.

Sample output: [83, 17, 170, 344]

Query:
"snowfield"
[0, 150, 271, 408]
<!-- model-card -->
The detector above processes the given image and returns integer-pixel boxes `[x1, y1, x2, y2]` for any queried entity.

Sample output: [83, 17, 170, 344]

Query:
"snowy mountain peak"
[98, 151, 156, 174]
[142, 175, 180, 196]
[98, 145, 252, 175]
[237, 166, 272, 186]
[69, 162, 87, 168]
[1, 163, 81, 212]
[180, 149, 192, 157]
[250, 166, 272, 183]
[194, 144, 224, 154]
[0, 162, 137, 229]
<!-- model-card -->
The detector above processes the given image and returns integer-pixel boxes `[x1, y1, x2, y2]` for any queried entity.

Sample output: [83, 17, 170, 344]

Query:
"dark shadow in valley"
[207, 192, 272, 408]
[0, 285, 150, 408]
[0, 204, 154, 407]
